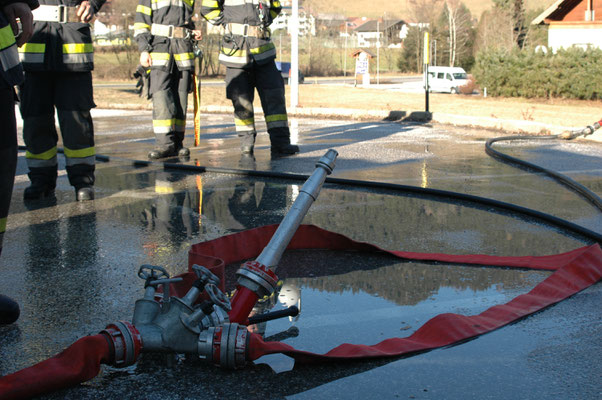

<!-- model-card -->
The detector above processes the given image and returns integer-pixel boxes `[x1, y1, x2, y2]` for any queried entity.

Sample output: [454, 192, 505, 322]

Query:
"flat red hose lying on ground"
[0, 334, 110, 400]
[0, 225, 599, 399]
[189, 225, 602, 363]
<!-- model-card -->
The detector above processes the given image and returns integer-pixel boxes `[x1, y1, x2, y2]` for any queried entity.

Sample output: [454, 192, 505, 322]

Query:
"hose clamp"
[198, 323, 248, 369]
[101, 321, 142, 367]
[236, 260, 278, 298]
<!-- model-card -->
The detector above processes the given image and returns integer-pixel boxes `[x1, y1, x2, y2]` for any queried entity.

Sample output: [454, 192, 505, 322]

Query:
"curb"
[200, 106, 602, 143]
[38, 103, 600, 143]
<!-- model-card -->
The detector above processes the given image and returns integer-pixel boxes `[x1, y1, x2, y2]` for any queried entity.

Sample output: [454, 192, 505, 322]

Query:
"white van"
[425, 66, 468, 94]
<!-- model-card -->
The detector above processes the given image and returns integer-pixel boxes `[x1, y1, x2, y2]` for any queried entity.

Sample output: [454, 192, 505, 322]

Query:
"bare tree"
[407, 0, 444, 25]
[474, 6, 514, 52]
[475, 0, 526, 52]
[442, 0, 473, 67]
[98, 0, 139, 25]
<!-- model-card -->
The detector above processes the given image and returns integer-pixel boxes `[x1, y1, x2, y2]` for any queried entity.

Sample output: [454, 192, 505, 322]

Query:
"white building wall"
[548, 25, 602, 50]
[357, 32, 381, 48]
[272, 11, 315, 36]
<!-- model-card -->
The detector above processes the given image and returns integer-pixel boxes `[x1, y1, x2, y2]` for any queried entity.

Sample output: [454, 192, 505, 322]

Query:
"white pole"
[376, 19, 380, 85]
[343, 20, 347, 77]
[290, 0, 299, 109]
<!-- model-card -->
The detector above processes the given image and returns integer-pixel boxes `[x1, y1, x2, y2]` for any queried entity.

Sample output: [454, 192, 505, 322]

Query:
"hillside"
[306, 0, 553, 20]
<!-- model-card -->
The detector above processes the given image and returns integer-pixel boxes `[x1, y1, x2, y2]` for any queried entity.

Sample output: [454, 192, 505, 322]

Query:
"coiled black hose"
[485, 128, 602, 212]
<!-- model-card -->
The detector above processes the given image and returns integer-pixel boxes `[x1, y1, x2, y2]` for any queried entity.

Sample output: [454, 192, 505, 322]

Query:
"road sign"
[355, 59, 368, 74]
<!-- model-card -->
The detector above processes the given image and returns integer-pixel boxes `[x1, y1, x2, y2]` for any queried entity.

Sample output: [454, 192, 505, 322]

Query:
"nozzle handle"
[247, 305, 299, 325]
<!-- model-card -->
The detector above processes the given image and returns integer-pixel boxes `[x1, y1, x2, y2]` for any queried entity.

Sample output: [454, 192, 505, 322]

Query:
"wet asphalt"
[1, 110, 601, 399]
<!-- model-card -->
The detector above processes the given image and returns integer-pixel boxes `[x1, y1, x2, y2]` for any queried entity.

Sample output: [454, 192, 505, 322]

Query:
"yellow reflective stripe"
[202, 0, 218, 6]
[204, 10, 221, 20]
[265, 114, 287, 123]
[155, 185, 175, 194]
[174, 52, 194, 61]
[136, 4, 152, 15]
[250, 42, 275, 55]
[270, 10, 278, 18]
[153, 119, 174, 127]
[134, 22, 151, 30]
[174, 119, 186, 126]
[235, 118, 254, 126]
[151, 52, 170, 60]
[26, 146, 57, 160]
[19, 42, 45, 53]
[63, 43, 93, 54]
[182, 0, 194, 7]
[64, 146, 95, 158]
[0, 25, 16, 50]
[0, 217, 6, 233]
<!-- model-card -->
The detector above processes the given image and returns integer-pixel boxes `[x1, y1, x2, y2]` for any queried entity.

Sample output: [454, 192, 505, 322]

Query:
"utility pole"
[376, 19, 380, 85]
[343, 19, 348, 77]
[290, 0, 299, 109]
[424, 32, 430, 113]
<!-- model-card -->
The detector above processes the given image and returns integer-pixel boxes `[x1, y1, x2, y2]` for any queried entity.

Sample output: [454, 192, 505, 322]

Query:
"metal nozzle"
[255, 149, 338, 270]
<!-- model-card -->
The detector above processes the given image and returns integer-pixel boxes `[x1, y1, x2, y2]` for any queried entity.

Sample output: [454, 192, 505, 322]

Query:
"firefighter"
[18, 0, 105, 202]
[133, 0, 201, 160]
[201, 0, 299, 156]
[0, 0, 38, 324]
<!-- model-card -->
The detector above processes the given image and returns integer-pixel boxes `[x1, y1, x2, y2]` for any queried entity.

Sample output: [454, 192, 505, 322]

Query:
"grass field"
[94, 79, 602, 132]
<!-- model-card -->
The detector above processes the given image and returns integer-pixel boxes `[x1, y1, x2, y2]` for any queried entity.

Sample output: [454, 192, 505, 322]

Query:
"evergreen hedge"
[472, 47, 602, 100]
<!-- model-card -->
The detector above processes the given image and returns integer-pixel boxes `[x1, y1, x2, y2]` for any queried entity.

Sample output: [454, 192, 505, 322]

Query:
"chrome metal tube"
[255, 149, 338, 270]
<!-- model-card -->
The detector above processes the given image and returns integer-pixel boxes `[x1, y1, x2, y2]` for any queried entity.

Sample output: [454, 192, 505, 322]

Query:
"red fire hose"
[190, 225, 602, 361]
[0, 335, 111, 400]
[1, 225, 600, 399]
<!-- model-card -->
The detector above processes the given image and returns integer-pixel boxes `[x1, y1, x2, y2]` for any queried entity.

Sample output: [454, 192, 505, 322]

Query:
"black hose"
[93, 153, 602, 244]
[485, 134, 602, 212]
[18, 129, 602, 245]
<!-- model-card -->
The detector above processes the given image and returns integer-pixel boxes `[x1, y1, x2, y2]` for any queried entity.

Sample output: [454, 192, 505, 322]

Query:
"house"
[314, 14, 347, 37]
[92, 19, 131, 46]
[531, 0, 602, 51]
[203, 6, 316, 36]
[354, 19, 407, 48]
[271, 7, 316, 36]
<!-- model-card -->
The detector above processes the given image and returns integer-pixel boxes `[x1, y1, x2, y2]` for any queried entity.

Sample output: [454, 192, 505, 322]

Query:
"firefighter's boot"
[271, 144, 299, 156]
[148, 143, 189, 160]
[0, 294, 19, 325]
[268, 128, 298, 156]
[148, 146, 177, 160]
[66, 164, 95, 202]
[178, 146, 190, 157]
[24, 167, 57, 200]
[76, 186, 95, 201]
[240, 133, 256, 154]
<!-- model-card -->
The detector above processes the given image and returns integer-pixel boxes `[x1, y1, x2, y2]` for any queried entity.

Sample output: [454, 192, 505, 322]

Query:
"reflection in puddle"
[249, 250, 550, 372]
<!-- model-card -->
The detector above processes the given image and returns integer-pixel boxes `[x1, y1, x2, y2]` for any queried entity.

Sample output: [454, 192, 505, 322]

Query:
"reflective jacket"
[0, 10, 22, 86]
[133, 0, 196, 72]
[18, 0, 104, 72]
[201, 0, 281, 68]
[0, 0, 39, 84]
